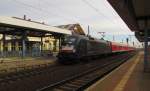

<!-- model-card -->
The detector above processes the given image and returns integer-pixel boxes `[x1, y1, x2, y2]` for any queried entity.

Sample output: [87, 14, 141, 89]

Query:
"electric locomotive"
[57, 35, 112, 63]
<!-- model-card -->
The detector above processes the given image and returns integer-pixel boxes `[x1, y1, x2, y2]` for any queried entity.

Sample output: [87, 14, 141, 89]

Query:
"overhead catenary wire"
[42, 0, 81, 23]
[10, 0, 63, 24]
[12, 0, 110, 31]
[81, 0, 128, 32]
[81, 0, 140, 44]
[37, 0, 90, 31]
[8, 0, 48, 21]
[42, 0, 91, 32]
[11, 0, 90, 34]
[81, 0, 113, 21]
[12, 0, 78, 24]
[10, 0, 136, 43]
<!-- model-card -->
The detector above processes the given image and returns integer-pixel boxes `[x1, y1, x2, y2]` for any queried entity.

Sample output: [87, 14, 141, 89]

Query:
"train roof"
[111, 41, 126, 45]
[69, 35, 108, 43]
[111, 41, 134, 47]
[90, 38, 109, 43]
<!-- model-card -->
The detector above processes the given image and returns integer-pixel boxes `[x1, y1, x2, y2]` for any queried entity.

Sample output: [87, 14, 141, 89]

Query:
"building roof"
[0, 16, 71, 37]
[56, 23, 86, 35]
[107, 0, 150, 42]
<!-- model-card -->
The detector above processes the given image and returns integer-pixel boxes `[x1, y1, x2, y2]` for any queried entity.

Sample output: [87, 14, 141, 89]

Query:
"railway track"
[0, 52, 135, 91]
[0, 62, 61, 85]
[37, 52, 135, 91]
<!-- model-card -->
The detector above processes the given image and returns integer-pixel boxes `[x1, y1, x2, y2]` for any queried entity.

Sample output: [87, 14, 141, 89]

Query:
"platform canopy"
[107, 0, 150, 42]
[0, 16, 71, 37]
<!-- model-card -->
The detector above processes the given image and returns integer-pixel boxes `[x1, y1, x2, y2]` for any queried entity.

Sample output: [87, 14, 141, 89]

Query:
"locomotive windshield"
[62, 36, 77, 46]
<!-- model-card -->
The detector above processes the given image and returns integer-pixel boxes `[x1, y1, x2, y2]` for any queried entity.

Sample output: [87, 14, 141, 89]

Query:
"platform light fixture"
[45, 33, 52, 36]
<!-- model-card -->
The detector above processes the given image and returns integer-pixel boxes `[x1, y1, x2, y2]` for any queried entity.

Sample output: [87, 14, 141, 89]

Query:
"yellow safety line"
[113, 55, 141, 91]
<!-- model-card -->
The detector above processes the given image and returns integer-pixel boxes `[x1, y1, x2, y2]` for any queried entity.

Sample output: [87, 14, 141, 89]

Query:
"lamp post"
[98, 32, 105, 40]
[128, 35, 135, 44]
[113, 35, 115, 41]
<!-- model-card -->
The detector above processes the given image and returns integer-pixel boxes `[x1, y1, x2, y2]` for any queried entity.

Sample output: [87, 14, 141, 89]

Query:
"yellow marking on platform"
[113, 55, 141, 91]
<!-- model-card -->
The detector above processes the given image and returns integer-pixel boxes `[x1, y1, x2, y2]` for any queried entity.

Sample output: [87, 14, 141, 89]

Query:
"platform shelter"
[0, 16, 71, 58]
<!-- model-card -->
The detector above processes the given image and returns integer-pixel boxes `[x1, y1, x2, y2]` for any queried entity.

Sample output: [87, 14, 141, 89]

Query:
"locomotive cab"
[58, 36, 78, 62]
[57, 35, 88, 63]
[61, 36, 77, 53]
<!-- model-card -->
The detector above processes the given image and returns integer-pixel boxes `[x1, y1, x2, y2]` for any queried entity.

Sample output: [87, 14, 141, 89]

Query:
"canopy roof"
[0, 16, 71, 37]
[107, 0, 150, 42]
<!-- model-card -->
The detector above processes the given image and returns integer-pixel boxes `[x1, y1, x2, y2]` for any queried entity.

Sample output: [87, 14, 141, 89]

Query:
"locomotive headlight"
[61, 45, 76, 53]
[73, 49, 76, 53]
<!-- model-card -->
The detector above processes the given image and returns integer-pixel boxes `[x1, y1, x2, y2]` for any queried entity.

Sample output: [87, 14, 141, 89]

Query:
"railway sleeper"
[79, 76, 94, 81]
[1, 76, 20, 84]
[73, 79, 90, 83]
[52, 88, 65, 91]
[69, 81, 85, 85]
[29, 71, 37, 76]
[56, 86, 75, 91]
[57, 84, 78, 91]
[64, 83, 81, 88]
[0, 78, 5, 84]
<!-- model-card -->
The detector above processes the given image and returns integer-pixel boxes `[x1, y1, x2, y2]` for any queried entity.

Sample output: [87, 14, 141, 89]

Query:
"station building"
[0, 35, 59, 57]
[56, 23, 86, 36]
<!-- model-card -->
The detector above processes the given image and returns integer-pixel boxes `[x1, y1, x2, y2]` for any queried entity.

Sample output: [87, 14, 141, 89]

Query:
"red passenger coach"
[111, 42, 134, 52]
[111, 42, 122, 52]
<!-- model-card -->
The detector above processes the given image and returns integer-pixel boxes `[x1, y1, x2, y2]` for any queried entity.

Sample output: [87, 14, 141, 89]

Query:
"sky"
[0, 0, 142, 47]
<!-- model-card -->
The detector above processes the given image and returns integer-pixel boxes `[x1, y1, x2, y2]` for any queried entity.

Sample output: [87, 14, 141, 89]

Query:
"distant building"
[0, 35, 60, 57]
[56, 23, 86, 35]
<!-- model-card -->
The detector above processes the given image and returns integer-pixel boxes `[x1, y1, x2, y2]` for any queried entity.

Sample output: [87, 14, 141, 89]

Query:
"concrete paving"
[85, 52, 150, 91]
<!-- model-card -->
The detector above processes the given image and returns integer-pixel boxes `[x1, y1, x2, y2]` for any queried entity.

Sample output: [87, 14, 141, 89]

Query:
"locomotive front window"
[67, 38, 76, 44]
[63, 36, 77, 46]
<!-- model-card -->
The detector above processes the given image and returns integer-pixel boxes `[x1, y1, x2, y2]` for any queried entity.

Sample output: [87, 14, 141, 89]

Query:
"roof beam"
[136, 16, 150, 20]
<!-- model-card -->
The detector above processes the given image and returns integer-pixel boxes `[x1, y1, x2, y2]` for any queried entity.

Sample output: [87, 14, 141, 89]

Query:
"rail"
[37, 53, 135, 91]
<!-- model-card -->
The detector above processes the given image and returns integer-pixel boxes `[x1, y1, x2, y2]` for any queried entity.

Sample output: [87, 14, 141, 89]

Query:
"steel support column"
[12, 33, 15, 56]
[144, 20, 148, 72]
[41, 37, 43, 56]
[2, 34, 6, 58]
[22, 31, 26, 58]
[53, 38, 57, 52]
[59, 37, 61, 52]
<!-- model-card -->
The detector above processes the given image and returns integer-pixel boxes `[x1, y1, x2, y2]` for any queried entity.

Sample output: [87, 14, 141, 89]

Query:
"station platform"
[0, 56, 56, 74]
[85, 51, 150, 91]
